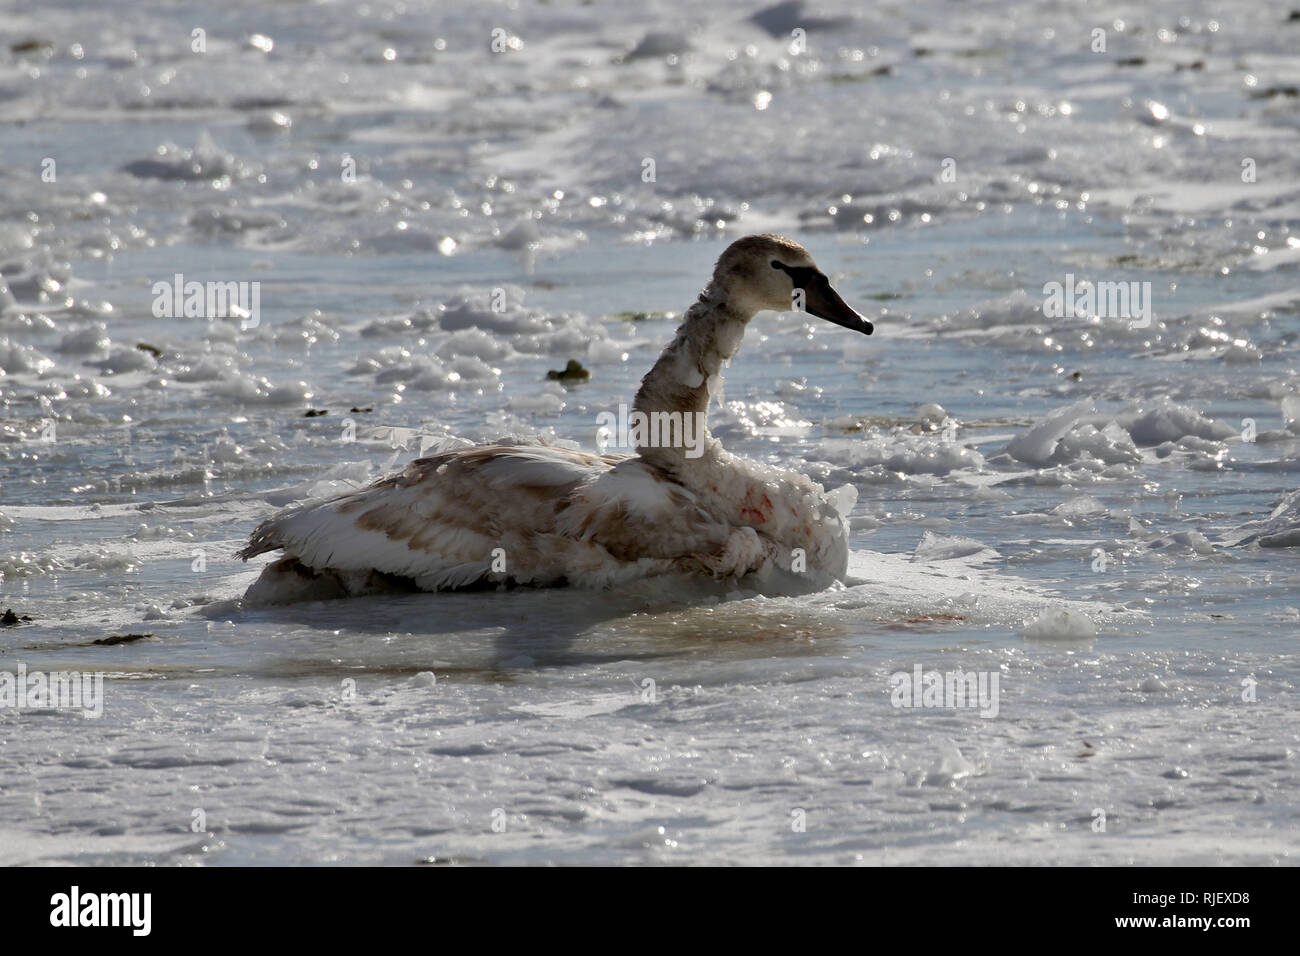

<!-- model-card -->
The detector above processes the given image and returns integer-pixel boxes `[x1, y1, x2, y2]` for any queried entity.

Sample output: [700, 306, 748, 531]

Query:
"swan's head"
[711, 234, 873, 335]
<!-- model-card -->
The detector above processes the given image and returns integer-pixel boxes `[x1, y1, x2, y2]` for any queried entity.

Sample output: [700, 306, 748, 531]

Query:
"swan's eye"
[771, 260, 816, 290]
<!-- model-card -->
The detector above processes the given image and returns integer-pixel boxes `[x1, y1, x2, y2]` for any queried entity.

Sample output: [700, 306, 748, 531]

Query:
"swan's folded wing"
[238, 444, 618, 582]
[239, 446, 769, 587]
[555, 459, 738, 562]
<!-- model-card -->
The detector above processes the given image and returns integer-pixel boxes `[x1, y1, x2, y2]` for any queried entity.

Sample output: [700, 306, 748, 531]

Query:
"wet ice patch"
[0, 337, 55, 375]
[121, 131, 252, 183]
[999, 397, 1235, 472]
[1051, 495, 1107, 518]
[824, 483, 857, 519]
[1021, 608, 1097, 641]
[1055, 422, 1142, 466]
[438, 287, 547, 335]
[920, 739, 978, 787]
[820, 430, 985, 477]
[508, 385, 567, 416]
[1145, 530, 1215, 555]
[1002, 398, 1095, 466]
[1222, 489, 1300, 549]
[206, 374, 312, 406]
[86, 347, 157, 375]
[911, 530, 998, 563]
[55, 324, 111, 355]
[831, 550, 1125, 632]
[1118, 397, 1236, 446]
[436, 328, 516, 362]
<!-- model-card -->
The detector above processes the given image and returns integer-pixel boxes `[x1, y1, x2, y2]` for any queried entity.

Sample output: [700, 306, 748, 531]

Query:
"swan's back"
[241, 444, 612, 595]
[238, 441, 760, 602]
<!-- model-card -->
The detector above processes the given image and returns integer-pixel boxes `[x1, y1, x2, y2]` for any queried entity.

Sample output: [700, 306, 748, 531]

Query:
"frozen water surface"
[1, 0, 1298, 864]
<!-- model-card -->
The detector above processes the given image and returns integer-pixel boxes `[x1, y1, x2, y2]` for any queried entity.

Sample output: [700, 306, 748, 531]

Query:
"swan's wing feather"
[558, 460, 748, 566]
[239, 444, 619, 582]
[412, 560, 495, 591]
[240, 444, 769, 587]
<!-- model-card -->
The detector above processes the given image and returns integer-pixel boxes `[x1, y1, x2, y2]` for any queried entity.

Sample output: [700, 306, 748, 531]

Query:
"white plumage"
[239, 234, 873, 601]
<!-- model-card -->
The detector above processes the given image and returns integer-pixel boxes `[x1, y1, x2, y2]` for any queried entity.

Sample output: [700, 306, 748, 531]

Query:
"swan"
[238, 234, 873, 602]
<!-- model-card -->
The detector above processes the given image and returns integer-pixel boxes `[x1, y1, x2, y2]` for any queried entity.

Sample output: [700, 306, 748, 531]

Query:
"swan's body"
[239, 235, 873, 601]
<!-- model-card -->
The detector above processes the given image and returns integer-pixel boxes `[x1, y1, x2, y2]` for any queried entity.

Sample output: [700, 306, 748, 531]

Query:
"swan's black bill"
[805, 280, 874, 336]
[772, 260, 874, 335]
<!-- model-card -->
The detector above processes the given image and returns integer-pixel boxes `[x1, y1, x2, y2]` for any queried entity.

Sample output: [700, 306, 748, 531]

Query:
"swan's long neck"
[631, 282, 751, 471]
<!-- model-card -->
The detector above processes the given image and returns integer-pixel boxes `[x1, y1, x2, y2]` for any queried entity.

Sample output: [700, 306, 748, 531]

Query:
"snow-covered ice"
[1, 0, 1298, 866]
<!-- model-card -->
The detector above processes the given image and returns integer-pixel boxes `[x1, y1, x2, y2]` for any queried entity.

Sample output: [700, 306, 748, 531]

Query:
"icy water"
[1, 0, 1298, 865]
